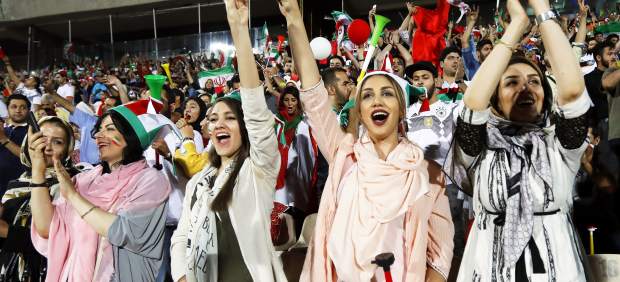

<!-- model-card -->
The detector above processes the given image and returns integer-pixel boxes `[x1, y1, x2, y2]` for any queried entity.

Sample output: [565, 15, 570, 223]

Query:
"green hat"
[109, 98, 171, 150]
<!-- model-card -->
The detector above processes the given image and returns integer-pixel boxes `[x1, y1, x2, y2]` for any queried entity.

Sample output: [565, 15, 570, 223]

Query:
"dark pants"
[156, 225, 176, 282]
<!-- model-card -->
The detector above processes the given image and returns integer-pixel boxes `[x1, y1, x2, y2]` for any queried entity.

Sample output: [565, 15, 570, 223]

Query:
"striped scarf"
[486, 113, 553, 267]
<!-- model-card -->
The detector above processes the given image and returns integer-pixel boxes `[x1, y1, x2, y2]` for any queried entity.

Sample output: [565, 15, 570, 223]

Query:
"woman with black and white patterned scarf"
[446, 0, 592, 281]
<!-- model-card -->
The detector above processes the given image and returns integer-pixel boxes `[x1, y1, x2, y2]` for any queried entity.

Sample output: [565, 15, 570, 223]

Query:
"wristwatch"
[535, 10, 558, 25]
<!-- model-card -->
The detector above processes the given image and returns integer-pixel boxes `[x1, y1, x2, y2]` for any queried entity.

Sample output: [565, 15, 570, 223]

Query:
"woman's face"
[588, 39, 598, 51]
[358, 75, 402, 142]
[282, 93, 299, 116]
[497, 63, 545, 123]
[184, 100, 201, 124]
[205, 79, 214, 89]
[208, 101, 242, 158]
[200, 94, 212, 105]
[40, 123, 69, 167]
[94, 116, 126, 164]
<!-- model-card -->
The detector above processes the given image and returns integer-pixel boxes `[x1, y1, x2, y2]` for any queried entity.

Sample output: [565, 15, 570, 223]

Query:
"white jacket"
[170, 86, 286, 282]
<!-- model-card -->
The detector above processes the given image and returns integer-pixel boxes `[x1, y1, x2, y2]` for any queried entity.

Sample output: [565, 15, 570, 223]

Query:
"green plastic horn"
[369, 14, 391, 46]
[144, 74, 167, 101]
[358, 13, 391, 82]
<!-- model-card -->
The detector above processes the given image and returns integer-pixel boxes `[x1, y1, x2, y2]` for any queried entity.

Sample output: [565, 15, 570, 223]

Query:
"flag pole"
[198, 3, 202, 52]
[153, 8, 159, 60]
[109, 15, 115, 66]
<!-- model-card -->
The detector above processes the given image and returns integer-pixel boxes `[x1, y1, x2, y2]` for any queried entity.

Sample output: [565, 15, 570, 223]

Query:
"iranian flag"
[198, 66, 236, 94]
[331, 11, 352, 44]
[260, 22, 271, 52]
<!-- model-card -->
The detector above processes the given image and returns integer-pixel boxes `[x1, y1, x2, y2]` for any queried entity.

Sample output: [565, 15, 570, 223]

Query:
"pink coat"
[299, 81, 454, 282]
[31, 160, 170, 282]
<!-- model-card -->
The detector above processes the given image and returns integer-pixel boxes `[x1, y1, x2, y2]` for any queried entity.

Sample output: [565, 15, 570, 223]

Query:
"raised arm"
[399, 3, 414, 32]
[446, 21, 454, 47]
[278, 0, 346, 163]
[1, 56, 22, 87]
[374, 43, 393, 71]
[463, 0, 529, 111]
[392, 31, 414, 66]
[461, 6, 479, 50]
[369, 6, 376, 34]
[340, 46, 362, 70]
[226, 0, 278, 174]
[574, 0, 589, 45]
[28, 129, 55, 238]
[225, 0, 260, 89]
[105, 75, 130, 104]
[532, 0, 585, 104]
[278, 0, 320, 88]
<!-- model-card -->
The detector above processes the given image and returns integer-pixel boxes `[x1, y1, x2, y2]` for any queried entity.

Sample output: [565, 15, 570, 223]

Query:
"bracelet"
[495, 39, 516, 52]
[80, 206, 97, 219]
[29, 181, 48, 188]
[535, 10, 558, 25]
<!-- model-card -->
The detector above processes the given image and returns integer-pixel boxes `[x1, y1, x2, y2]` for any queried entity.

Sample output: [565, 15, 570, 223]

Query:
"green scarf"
[275, 113, 303, 145]
[333, 99, 355, 128]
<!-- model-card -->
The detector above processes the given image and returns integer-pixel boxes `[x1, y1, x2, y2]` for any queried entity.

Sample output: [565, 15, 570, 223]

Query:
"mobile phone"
[27, 112, 40, 133]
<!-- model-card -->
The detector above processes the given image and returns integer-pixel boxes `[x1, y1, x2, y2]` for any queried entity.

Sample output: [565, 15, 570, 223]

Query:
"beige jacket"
[170, 86, 287, 282]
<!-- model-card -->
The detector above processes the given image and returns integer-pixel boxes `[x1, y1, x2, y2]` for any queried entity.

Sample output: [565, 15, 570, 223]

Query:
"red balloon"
[347, 19, 371, 46]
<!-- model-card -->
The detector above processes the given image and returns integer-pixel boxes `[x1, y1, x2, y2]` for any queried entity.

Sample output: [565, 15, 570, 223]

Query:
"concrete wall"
[0, 0, 171, 21]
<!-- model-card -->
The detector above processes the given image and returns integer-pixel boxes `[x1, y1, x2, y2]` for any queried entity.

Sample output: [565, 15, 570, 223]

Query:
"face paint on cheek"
[208, 123, 216, 133]
[111, 136, 122, 146]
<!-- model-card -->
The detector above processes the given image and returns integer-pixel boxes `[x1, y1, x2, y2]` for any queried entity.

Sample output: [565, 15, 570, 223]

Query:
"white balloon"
[309, 37, 332, 60]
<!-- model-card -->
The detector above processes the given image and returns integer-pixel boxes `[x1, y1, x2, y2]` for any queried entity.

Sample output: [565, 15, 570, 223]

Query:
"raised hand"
[391, 30, 401, 45]
[151, 138, 171, 157]
[277, 0, 302, 19]
[369, 5, 377, 17]
[28, 127, 47, 176]
[578, 0, 588, 17]
[507, 0, 529, 28]
[105, 74, 122, 86]
[53, 156, 77, 200]
[224, 0, 249, 30]
[176, 118, 195, 139]
[467, 5, 479, 26]
[406, 2, 417, 14]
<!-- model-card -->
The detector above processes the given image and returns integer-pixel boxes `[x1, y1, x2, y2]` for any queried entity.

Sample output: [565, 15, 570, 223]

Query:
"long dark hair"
[91, 111, 144, 171]
[278, 86, 303, 115]
[184, 97, 207, 132]
[490, 55, 553, 121]
[209, 98, 251, 212]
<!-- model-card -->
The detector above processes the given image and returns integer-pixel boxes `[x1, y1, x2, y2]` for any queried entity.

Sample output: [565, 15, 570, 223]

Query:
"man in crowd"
[320, 67, 355, 129]
[0, 94, 30, 194]
[55, 70, 75, 103]
[2, 56, 41, 110]
[328, 55, 345, 68]
[460, 6, 493, 78]
[405, 60, 468, 262]
[585, 41, 617, 123]
[439, 46, 467, 93]
[602, 56, 620, 161]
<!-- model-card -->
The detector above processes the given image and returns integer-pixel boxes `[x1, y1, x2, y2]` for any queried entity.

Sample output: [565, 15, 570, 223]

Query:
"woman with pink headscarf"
[29, 105, 171, 281]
